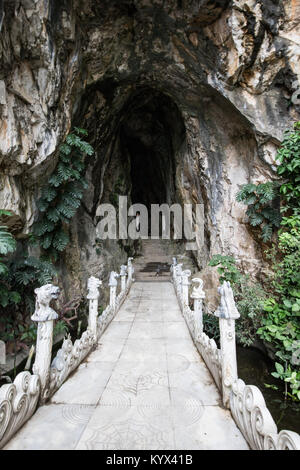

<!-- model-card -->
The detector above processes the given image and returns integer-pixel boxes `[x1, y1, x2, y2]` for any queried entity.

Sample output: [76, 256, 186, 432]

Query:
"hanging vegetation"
[233, 122, 300, 401]
[33, 127, 94, 260]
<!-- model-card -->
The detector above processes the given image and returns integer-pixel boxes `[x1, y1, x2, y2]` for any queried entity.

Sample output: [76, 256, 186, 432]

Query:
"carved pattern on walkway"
[3, 281, 249, 450]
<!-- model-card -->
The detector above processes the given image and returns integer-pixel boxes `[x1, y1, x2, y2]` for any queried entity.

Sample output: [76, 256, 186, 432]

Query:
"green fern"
[0, 262, 8, 276]
[0, 226, 16, 255]
[33, 127, 94, 259]
[59, 143, 72, 155]
[49, 173, 64, 187]
[256, 182, 279, 203]
[73, 127, 88, 136]
[40, 232, 53, 250]
[14, 270, 35, 286]
[65, 181, 84, 198]
[261, 224, 273, 242]
[248, 212, 264, 227]
[60, 193, 81, 209]
[236, 181, 280, 241]
[0, 287, 21, 307]
[0, 255, 56, 311]
[261, 208, 281, 227]
[80, 178, 89, 190]
[47, 207, 61, 223]
[236, 184, 257, 201]
[57, 202, 77, 219]
[52, 229, 69, 252]
[41, 186, 57, 202]
[37, 198, 50, 212]
[57, 163, 74, 181]
[33, 219, 55, 236]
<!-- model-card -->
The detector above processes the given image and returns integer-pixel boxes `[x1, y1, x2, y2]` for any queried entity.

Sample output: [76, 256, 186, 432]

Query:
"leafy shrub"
[208, 254, 241, 284]
[0, 253, 57, 351]
[276, 121, 300, 211]
[235, 122, 300, 401]
[203, 313, 220, 345]
[271, 363, 300, 401]
[0, 211, 20, 307]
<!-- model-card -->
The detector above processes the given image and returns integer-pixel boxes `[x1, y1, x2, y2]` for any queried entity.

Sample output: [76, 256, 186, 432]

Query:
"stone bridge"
[1, 254, 299, 450]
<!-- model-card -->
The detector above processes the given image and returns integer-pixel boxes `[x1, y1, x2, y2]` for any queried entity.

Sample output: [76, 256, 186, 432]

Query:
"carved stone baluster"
[31, 284, 60, 401]
[87, 276, 102, 340]
[0, 340, 5, 365]
[174, 263, 183, 299]
[181, 269, 191, 308]
[120, 265, 127, 292]
[109, 271, 119, 310]
[170, 257, 177, 276]
[127, 257, 134, 287]
[214, 281, 240, 408]
[191, 278, 205, 336]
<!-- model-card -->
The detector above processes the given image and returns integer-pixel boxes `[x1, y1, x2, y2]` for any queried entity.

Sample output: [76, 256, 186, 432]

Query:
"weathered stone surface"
[0, 0, 299, 293]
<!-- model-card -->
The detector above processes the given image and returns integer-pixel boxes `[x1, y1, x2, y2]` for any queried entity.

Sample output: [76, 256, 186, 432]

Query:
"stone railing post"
[174, 263, 183, 293]
[87, 276, 102, 340]
[127, 257, 134, 286]
[0, 340, 5, 366]
[191, 278, 205, 335]
[181, 269, 191, 308]
[170, 257, 177, 276]
[109, 271, 119, 310]
[120, 265, 127, 292]
[214, 281, 240, 408]
[31, 284, 60, 401]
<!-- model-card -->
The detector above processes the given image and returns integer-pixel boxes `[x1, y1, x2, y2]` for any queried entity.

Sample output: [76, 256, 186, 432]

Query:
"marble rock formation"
[0, 0, 299, 293]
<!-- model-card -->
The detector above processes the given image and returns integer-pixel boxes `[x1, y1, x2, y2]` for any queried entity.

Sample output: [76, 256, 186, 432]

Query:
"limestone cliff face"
[0, 0, 299, 291]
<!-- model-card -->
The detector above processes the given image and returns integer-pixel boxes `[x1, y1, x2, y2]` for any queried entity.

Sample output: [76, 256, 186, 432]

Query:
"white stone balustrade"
[171, 263, 222, 390]
[191, 278, 205, 336]
[0, 372, 40, 448]
[0, 257, 135, 448]
[181, 269, 191, 307]
[0, 340, 5, 365]
[230, 379, 300, 450]
[127, 257, 134, 286]
[2, 253, 299, 450]
[120, 264, 127, 292]
[87, 276, 102, 340]
[31, 284, 60, 402]
[214, 281, 240, 408]
[171, 258, 300, 450]
[174, 263, 183, 303]
[109, 271, 119, 310]
[170, 257, 177, 276]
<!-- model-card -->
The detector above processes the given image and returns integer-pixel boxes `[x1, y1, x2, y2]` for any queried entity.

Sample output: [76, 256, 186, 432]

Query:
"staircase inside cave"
[133, 239, 172, 281]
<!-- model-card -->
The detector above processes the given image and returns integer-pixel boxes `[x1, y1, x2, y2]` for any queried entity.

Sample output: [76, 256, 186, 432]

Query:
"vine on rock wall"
[236, 182, 281, 242]
[33, 127, 94, 261]
[0, 128, 94, 361]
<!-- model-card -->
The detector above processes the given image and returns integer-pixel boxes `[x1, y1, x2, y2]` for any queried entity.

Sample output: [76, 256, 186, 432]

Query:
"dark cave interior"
[119, 88, 186, 209]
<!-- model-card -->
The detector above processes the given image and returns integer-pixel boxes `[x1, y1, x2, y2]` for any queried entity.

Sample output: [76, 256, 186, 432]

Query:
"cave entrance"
[119, 89, 185, 215]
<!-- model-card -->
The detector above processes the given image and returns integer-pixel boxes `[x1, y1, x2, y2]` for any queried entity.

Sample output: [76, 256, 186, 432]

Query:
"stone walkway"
[5, 281, 248, 450]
